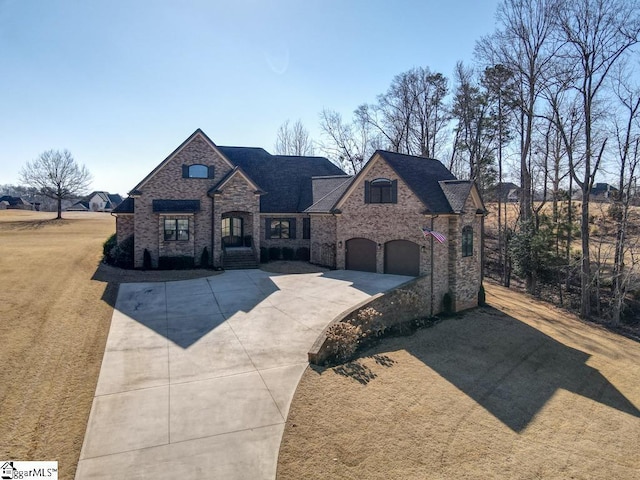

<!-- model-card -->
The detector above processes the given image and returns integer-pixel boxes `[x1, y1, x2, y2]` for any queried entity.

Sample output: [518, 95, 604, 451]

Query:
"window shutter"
[182, 165, 189, 178]
[364, 181, 370, 204]
[289, 218, 297, 239]
[391, 180, 398, 203]
[265, 217, 272, 239]
[303, 217, 310, 239]
[208, 165, 215, 179]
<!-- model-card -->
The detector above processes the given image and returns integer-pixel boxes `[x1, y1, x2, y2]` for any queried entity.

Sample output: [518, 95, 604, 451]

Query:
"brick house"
[113, 129, 484, 311]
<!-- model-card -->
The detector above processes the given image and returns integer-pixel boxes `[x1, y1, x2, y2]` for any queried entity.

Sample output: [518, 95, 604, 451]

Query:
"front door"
[222, 217, 243, 247]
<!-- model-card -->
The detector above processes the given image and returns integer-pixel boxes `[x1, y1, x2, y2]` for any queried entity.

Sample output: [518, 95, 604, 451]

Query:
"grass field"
[277, 282, 640, 479]
[0, 211, 116, 479]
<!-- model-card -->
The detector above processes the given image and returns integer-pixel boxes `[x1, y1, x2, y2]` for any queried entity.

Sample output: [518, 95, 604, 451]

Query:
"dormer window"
[182, 164, 214, 179]
[364, 178, 398, 204]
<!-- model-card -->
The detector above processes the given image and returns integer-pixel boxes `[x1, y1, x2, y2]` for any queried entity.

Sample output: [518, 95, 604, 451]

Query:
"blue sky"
[0, 0, 500, 196]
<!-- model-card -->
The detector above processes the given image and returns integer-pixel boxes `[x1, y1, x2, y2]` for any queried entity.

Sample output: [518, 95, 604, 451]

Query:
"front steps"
[223, 247, 258, 269]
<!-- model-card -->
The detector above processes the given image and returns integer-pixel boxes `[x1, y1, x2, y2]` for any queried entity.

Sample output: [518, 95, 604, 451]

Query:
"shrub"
[442, 292, 453, 315]
[282, 247, 294, 260]
[326, 322, 361, 363]
[244, 235, 252, 248]
[111, 235, 134, 269]
[268, 246, 281, 261]
[200, 246, 210, 268]
[478, 285, 486, 306]
[260, 247, 269, 263]
[143, 248, 152, 270]
[158, 255, 195, 270]
[103, 233, 117, 263]
[295, 246, 310, 261]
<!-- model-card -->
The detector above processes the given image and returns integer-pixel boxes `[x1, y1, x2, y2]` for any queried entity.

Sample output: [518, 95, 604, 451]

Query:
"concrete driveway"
[75, 269, 411, 479]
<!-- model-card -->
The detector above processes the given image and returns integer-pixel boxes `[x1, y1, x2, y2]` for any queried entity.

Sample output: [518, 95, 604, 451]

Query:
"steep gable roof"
[376, 151, 457, 213]
[217, 147, 345, 213]
[130, 129, 234, 193]
[335, 150, 460, 214]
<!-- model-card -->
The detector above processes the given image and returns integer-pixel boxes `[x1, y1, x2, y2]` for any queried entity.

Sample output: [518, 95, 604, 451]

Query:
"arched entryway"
[345, 238, 377, 272]
[384, 239, 420, 276]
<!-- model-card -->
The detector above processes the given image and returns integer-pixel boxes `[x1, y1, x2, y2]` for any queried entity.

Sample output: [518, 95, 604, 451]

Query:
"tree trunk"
[56, 197, 62, 219]
[580, 193, 591, 318]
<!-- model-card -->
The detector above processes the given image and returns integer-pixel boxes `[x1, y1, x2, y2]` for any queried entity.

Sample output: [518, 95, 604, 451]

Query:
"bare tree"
[319, 108, 377, 174]
[610, 67, 640, 324]
[478, 0, 561, 225]
[274, 119, 315, 156]
[20, 149, 92, 219]
[556, 0, 640, 317]
[355, 67, 450, 158]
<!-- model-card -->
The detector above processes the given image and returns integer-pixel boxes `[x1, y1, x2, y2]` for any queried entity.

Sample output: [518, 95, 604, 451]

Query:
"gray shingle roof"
[376, 151, 457, 213]
[112, 197, 134, 213]
[439, 180, 473, 213]
[217, 147, 345, 213]
[305, 176, 353, 213]
[152, 199, 200, 213]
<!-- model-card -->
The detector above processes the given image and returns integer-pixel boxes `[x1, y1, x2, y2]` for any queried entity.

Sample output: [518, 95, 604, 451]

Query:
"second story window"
[365, 178, 397, 204]
[182, 164, 214, 179]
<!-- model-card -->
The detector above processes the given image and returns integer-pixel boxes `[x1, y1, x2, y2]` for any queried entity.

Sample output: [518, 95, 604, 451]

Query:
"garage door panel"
[384, 240, 419, 276]
[345, 238, 376, 273]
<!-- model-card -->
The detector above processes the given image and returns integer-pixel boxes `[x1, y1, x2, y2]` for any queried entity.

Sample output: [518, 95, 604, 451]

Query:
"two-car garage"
[345, 238, 420, 277]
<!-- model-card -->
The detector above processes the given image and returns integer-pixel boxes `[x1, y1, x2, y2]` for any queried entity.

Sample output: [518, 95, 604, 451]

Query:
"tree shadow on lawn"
[0, 218, 71, 230]
[337, 306, 640, 432]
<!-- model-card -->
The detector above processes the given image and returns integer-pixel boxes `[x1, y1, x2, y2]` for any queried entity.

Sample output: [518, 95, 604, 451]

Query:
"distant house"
[0, 195, 32, 210]
[66, 192, 123, 212]
[487, 182, 520, 203]
[0, 200, 8, 210]
[589, 183, 618, 202]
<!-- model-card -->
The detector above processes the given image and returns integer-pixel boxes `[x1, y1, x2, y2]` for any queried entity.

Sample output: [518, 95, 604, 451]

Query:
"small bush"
[442, 292, 453, 315]
[269, 246, 281, 261]
[282, 247, 294, 260]
[200, 246, 210, 268]
[143, 248, 152, 270]
[103, 233, 117, 263]
[295, 246, 310, 261]
[478, 285, 486, 306]
[113, 235, 134, 268]
[260, 247, 269, 263]
[158, 255, 195, 270]
[326, 322, 361, 363]
[244, 235, 252, 248]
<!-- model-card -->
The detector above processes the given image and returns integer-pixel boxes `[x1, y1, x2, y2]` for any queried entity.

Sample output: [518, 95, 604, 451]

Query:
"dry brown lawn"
[277, 282, 640, 479]
[0, 211, 218, 479]
[0, 211, 116, 479]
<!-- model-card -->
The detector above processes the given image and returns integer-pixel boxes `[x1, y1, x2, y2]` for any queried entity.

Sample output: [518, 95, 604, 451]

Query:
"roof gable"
[335, 150, 458, 213]
[208, 166, 263, 194]
[130, 129, 234, 193]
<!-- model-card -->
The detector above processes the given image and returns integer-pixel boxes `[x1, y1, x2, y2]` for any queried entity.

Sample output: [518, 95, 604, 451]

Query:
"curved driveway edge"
[75, 269, 412, 480]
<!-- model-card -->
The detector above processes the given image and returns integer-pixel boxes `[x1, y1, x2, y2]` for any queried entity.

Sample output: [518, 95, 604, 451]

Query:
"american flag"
[421, 226, 446, 244]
